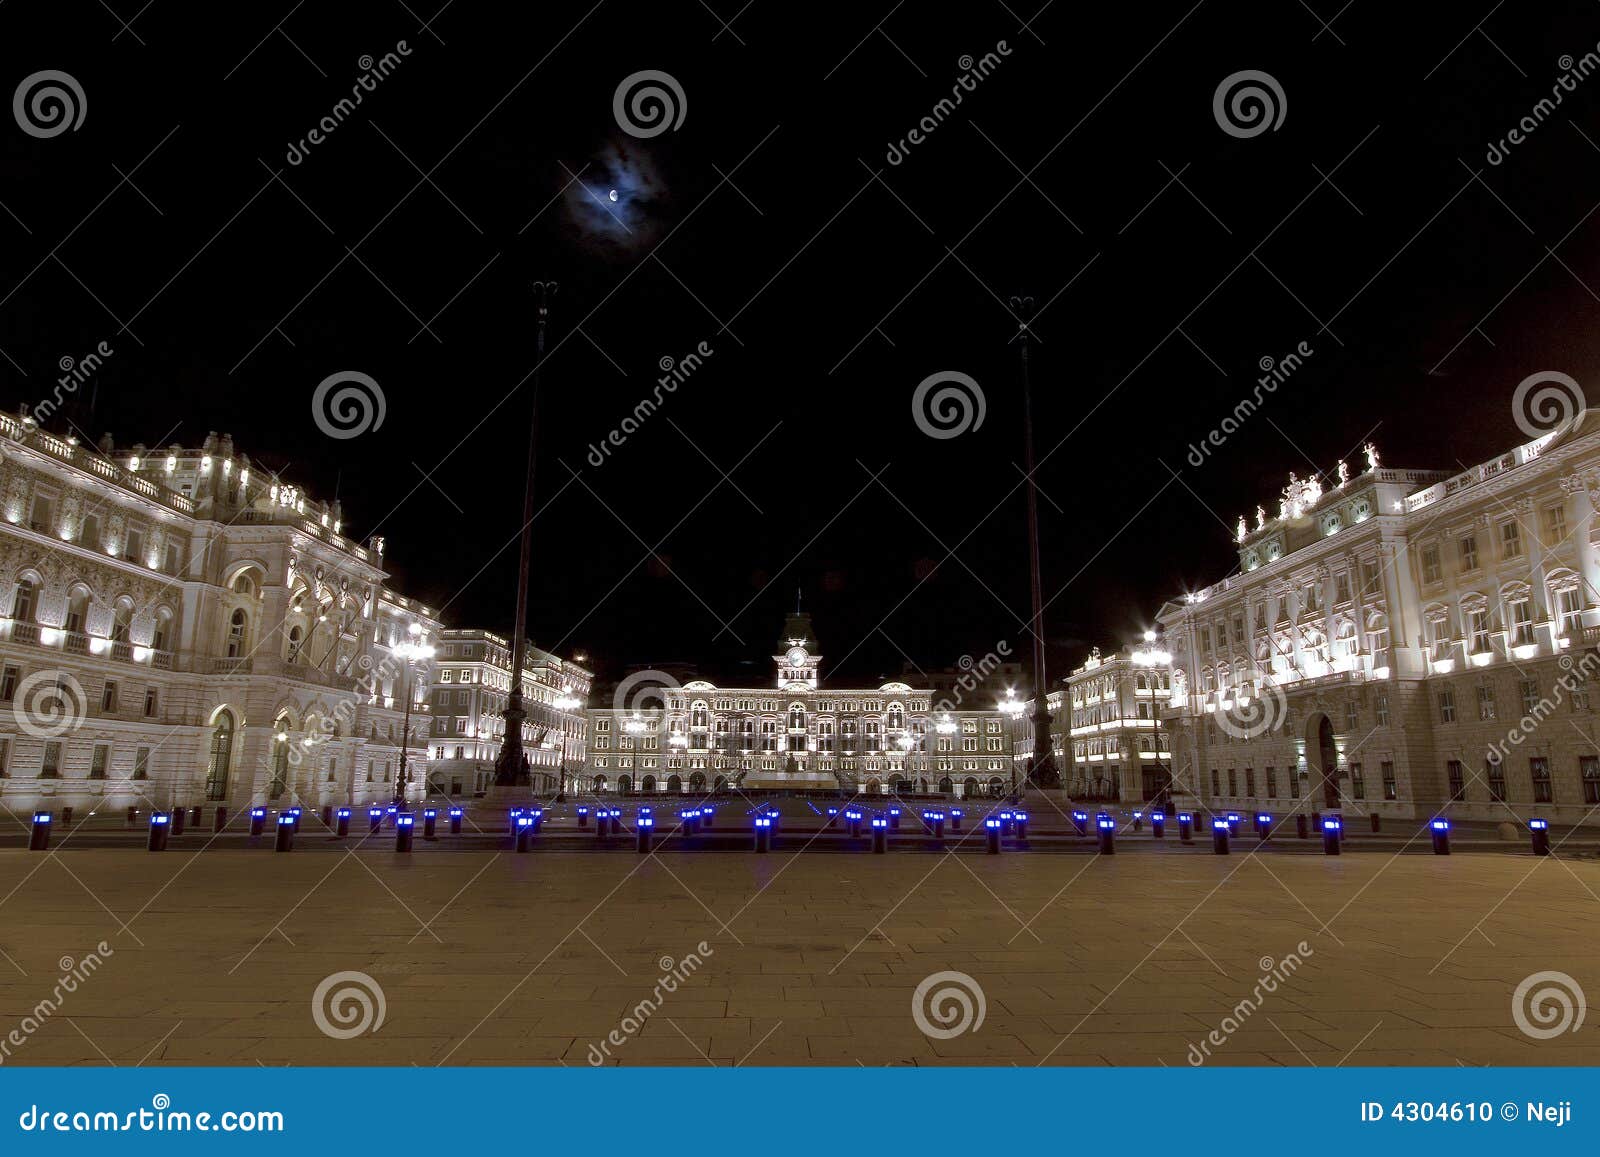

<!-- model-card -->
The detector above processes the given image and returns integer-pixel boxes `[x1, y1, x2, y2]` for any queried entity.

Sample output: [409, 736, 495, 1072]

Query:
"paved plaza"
[0, 838, 1594, 1067]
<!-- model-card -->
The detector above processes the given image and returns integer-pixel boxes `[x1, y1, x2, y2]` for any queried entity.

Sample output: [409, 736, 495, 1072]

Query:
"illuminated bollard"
[985, 816, 1002, 854]
[1321, 816, 1342, 856]
[515, 815, 536, 852]
[508, 807, 525, 834]
[170, 807, 186, 836]
[394, 813, 415, 852]
[1133, 810, 1144, 832]
[321, 805, 334, 829]
[1429, 818, 1451, 855]
[1530, 818, 1551, 856]
[273, 813, 294, 852]
[826, 807, 839, 828]
[1296, 814, 1308, 839]
[637, 816, 655, 853]
[1370, 813, 1381, 834]
[368, 807, 384, 833]
[701, 807, 714, 830]
[846, 809, 862, 838]
[1000, 810, 1015, 835]
[611, 808, 622, 834]
[1072, 810, 1088, 836]
[950, 808, 963, 833]
[147, 812, 170, 852]
[1255, 813, 1271, 840]
[189, 806, 202, 828]
[576, 806, 589, 828]
[766, 809, 780, 848]
[423, 808, 438, 841]
[1177, 812, 1193, 843]
[288, 807, 303, 830]
[1096, 814, 1116, 855]
[1211, 817, 1230, 855]
[249, 806, 267, 837]
[1226, 813, 1241, 837]
[448, 806, 463, 835]
[335, 807, 351, 838]
[126, 805, 138, 827]
[213, 806, 228, 833]
[1014, 811, 1028, 841]
[680, 809, 697, 836]
[29, 811, 51, 851]
[871, 816, 887, 853]
[888, 807, 901, 831]
[1151, 811, 1166, 839]
[754, 816, 772, 853]
[595, 811, 608, 842]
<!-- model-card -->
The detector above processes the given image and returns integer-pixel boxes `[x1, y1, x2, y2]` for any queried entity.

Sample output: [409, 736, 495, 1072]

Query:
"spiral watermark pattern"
[1512, 970, 1586, 1040]
[13, 670, 86, 738]
[1511, 370, 1585, 439]
[612, 668, 681, 717]
[311, 970, 386, 1039]
[1213, 70, 1286, 139]
[311, 371, 386, 440]
[911, 371, 986, 440]
[13, 70, 86, 138]
[1211, 681, 1287, 739]
[911, 970, 986, 1039]
[613, 70, 686, 138]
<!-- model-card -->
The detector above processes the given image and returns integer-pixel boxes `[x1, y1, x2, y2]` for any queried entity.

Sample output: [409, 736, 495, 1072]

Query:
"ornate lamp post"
[1132, 629, 1173, 808]
[998, 688, 1027, 795]
[393, 622, 435, 806]
[553, 686, 581, 794]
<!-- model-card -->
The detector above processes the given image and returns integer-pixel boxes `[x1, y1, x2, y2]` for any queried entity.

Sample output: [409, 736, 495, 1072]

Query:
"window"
[1458, 535, 1478, 572]
[0, 738, 8, 777]
[1469, 609, 1490, 654]
[133, 747, 149, 780]
[269, 727, 289, 799]
[1381, 761, 1397, 800]
[286, 626, 303, 663]
[1266, 766, 1277, 798]
[0, 665, 17, 702]
[1487, 759, 1506, 802]
[1335, 573, 1351, 604]
[1211, 769, 1220, 796]
[1501, 520, 1523, 560]
[101, 680, 117, 713]
[1350, 762, 1365, 800]
[1438, 687, 1456, 724]
[1520, 678, 1540, 715]
[1477, 684, 1497, 721]
[1375, 693, 1389, 727]
[41, 741, 61, 778]
[29, 493, 54, 534]
[227, 609, 247, 657]
[1361, 560, 1381, 596]
[82, 514, 100, 548]
[1583, 756, 1600, 804]
[1530, 756, 1553, 803]
[205, 712, 234, 800]
[143, 688, 158, 717]
[1545, 503, 1568, 542]
[1344, 700, 1358, 731]
[89, 744, 109, 779]
[1446, 759, 1464, 801]
[13, 578, 38, 622]
[1509, 598, 1534, 647]
[1227, 769, 1237, 795]
[1559, 588, 1583, 636]
[126, 528, 144, 563]
[1422, 544, 1441, 584]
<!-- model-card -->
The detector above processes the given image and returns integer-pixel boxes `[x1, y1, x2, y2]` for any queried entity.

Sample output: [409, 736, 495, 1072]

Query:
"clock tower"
[774, 589, 819, 689]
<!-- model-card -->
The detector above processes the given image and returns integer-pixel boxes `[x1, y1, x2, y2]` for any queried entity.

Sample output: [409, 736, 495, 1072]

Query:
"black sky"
[5, 1, 1600, 694]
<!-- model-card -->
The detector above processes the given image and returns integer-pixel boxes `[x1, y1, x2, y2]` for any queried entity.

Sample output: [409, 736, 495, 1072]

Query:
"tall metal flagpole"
[494, 281, 557, 788]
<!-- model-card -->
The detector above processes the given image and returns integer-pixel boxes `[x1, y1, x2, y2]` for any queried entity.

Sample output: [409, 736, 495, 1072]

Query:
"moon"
[608, 188, 619, 202]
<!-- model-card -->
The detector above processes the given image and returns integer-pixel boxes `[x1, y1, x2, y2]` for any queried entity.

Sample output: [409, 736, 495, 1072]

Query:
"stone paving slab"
[0, 847, 1594, 1066]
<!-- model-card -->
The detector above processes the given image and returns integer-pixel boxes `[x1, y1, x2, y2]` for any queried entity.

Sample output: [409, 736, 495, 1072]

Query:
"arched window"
[64, 587, 89, 635]
[787, 703, 806, 731]
[227, 608, 248, 657]
[887, 702, 904, 730]
[13, 576, 39, 622]
[231, 571, 257, 597]
[205, 711, 234, 800]
[690, 701, 709, 730]
[152, 607, 173, 652]
[112, 599, 132, 644]
[286, 625, 304, 664]
[269, 718, 290, 799]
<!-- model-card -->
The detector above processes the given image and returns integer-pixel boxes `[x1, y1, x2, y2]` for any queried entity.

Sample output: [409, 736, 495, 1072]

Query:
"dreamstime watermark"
[1187, 341, 1314, 466]
[1187, 944, 1312, 1064]
[932, 642, 1014, 714]
[17, 1095, 283, 1133]
[586, 944, 713, 1064]
[912, 370, 985, 439]
[1484, 649, 1600, 768]
[31, 341, 113, 427]
[13, 70, 86, 138]
[1213, 70, 1286, 138]
[0, 944, 113, 1064]
[1211, 679, 1288, 740]
[1512, 970, 1586, 1040]
[285, 43, 412, 164]
[611, 669, 682, 719]
[586, 341, 713, 467]
[613, 70, 686, 138]
[1486, 48, 1600, 165]
[13, 670, 86, 739]
[312, 370, 386, 440]
[911, 971, 986, 1039]
[885, 42, 1012, 165]
[311, 970, 386, 1039]
[1510, 370, 1585, 440]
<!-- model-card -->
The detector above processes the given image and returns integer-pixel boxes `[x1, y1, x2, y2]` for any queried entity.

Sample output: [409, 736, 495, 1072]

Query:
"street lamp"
[998, 688, 1027, 796]
[393, 622, 436, 807]
[552, 686, 581, 795]
[1131, 628, 1174, 810]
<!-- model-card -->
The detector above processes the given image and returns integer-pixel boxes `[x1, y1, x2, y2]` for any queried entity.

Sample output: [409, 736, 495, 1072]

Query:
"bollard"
[170, 807, 186, 836]
[846, 809, 862, 838]
[527, 808, 544, 834]
[1226, 813, 1241, 837]
[448, 806, 463, 835]
[1255, 813, 1271, 840]
[29, 811, 51, 851]
[1370, 812, 1381, 834]
[321, 805, 334, 829]
[1072, 810, 1088, 836]
[273, 813, 294, 852]
[509, 807, 525, 833]
[423, 808, 438, 841]
[754, 816, 772, 853]
[637, 816, 654, 853]
[395, 813, 415, 852]
[1296, 814, 1308, 839]
[766, 810, 780, 848]
[1000, 810, 1015, 835]
[950, 808, 963, 833]
[1013, 811, 1028, 841]
[1151, 811, 1166, 839]
[1430, 818, 1451, 855]
[366, 806, 382, 832]
[249, 806, 267, 837]
[1211, 817, 1230, 855]
[576, 806, 589, 827]
[888, 807, 901, 831]
[611, 809, 622, 834]
[595, 811, 608, 842]
[288, 807, 303, 830]
[932, 811, 946, 840]
[335, 807, 351, 838]
[189, 806, 201, 828]
[827, 807, 839, 828]
[126, 805, 138, 827]
[871, 816, 888, 853]
[1321, 816, 1342, 856]
[1177, 812, 1193, 843]
[701, 807, 714, 830]
[985, 817, 1002, 854]
[213, 806, 228, 833]
[515, 815, 536, 852]
[1096, 814, 1116, 855]
[1133, 810, 1144, 832]
[1530, 818, 1551, 856]
[147, 812, 170, 852]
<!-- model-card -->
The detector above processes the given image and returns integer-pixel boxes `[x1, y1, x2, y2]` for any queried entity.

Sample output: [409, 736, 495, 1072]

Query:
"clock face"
[786, 647, 807, 666]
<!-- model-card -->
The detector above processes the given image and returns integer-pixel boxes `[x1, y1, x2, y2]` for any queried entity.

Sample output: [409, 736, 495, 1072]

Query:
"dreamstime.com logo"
[1512, 970, 1586, 1040]
[612, 668, 682, 717]
[312, 371, 386, 440]
[1511, 370, 1585, 439]
[13, 670, 86, 739]
[311, 971, 386, 1039]
[911, 971, 986, 1039]
[1213, 70, 1286, 139]
[1210, 681, 1287, 740]
[614, 70, 686, 138]
[912, 371, 985, 439]
[13, 70, 86, 138]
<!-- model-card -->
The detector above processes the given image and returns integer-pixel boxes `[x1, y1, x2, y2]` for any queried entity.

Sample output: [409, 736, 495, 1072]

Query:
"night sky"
[5, 1, 1600, 693]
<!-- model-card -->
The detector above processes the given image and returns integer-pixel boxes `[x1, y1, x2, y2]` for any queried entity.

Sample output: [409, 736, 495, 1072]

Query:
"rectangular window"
[89, 744, 109, 779]
[1477, 684, 1497, 722]
[1583, 756, 1600, 805]
[29, 493, 54, 534]
[0, 666, 16, 701]
[1531, 756, 1553, 803]
[1266, 766, 1277, 798]
[1546, 503, 1568, 541]
[1381, 760, 1397, 800]
[1501, 520, 1523, 560]
[1227, 769, 1237, 796]
[1211, 769, 1220, 796]
[1375, 693, 1389, 727]
[1244, 768, 1255, 797]
[1469, 609, 1490, 654]
[126, 528, 144, 563]
[1487, 759, 1506, 802]
[1335, 573, 1351, 604]
[1438, 687, 1456, 724]
[1510, 598, 1534, 647]
[100, 680, 117, 713]
[1520, 678, 1540, 715]
[1350, 762, 1365, 800]
[1458, 535, 1478, 572]
[134, 747, 149, 780]
[0, 738, 8, 777]
[1361, 560, 1380, 596]
[144, 688, 158, 717]
[41, 741, 61, 778]
[1344, 700, 1358, 731]
[1446, 759, 1464, 801]
[1559, 588, 1583, 636]
[1422, 544, 1441, 584]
